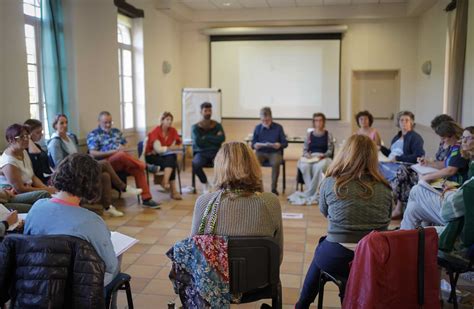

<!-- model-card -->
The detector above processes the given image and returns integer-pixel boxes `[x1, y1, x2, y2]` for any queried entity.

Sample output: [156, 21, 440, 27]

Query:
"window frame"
[23, 0, 49, 137]
[117, 20, 136, 132]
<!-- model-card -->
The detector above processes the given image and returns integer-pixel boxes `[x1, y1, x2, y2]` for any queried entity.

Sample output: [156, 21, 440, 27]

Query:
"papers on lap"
[418, 179, 460, 196]
[411, 163, 439, 175]
[300, 153, 323, 164]
[0, 204, 21, 231]
[111, 231, 138, 257]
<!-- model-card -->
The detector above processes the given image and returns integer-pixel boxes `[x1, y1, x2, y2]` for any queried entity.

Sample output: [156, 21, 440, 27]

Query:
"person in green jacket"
[191, 102, 225, 193]
[438, 126, 474, 252]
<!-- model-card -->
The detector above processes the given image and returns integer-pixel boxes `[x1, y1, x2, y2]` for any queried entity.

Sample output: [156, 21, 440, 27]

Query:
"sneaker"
[105, 205, 124, 217]
[202, 182, 211, 194]
[142, 199, 161, 209]
[121, 185, 143, 198]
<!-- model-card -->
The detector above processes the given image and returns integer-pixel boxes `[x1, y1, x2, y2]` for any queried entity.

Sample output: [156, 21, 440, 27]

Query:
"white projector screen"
[211, 39, 341, 119]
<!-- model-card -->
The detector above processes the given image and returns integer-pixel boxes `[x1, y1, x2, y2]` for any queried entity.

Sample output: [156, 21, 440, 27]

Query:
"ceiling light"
[222, 2, 231, 6]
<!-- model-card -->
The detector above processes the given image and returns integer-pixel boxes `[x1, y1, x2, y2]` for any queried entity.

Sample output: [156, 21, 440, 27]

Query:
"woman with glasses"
[24, 119, 53, 184]
[401, 126, 474, 230]
[0, 124, 55, 195]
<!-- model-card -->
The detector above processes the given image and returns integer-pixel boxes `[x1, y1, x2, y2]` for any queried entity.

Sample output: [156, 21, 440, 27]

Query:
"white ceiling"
[176, 0, 408, 11]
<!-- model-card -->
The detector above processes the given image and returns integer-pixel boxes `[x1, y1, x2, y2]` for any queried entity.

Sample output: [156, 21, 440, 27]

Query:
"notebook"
[110, 231, 139, 257]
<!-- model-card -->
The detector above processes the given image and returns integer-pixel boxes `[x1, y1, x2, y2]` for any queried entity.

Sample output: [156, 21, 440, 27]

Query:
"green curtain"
[41, 0, 69, 128]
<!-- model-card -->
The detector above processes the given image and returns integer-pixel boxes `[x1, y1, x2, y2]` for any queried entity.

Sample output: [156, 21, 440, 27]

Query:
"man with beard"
[191, 102, 225, 193]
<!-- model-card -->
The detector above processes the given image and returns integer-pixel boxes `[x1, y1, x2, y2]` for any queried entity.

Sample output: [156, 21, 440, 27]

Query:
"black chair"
[138, 140, 182, 195]
[438, 245, 474, 309]
[260, 149, 286, 193]
[105, 272, 134, 309]
[317, 271, 347, 309]
[228, 237, 282, 309]
[296, 168, 304, 191]
[192, 161, 214, 194]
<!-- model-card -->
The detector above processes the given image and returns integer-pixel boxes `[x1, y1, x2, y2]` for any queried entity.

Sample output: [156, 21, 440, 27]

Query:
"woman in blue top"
[288, 113, 334, 205]
[25, 153, 119, 285]
[379, 111, 425, 218]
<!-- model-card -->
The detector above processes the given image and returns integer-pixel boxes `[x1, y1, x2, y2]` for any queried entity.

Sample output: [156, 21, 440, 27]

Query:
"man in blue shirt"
[87, 111, 159, 208]
[252, 107, 288, 195]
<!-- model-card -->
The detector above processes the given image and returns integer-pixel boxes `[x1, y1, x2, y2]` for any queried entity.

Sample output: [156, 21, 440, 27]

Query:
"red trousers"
[107, 151, 151, 200]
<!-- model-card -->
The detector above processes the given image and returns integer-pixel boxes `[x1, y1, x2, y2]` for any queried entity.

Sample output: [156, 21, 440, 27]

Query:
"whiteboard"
[182, 88, 222, 143]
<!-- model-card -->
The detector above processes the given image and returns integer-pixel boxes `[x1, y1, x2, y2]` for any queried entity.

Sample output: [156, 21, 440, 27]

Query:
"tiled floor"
[102, 160, 474, 309]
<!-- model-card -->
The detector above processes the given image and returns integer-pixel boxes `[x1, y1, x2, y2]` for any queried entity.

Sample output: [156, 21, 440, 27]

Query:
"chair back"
[0, 234, 105, 308]
[137, 140, 144, 158]
[228, 237, 280, 294]
[342, 228, 440, 309]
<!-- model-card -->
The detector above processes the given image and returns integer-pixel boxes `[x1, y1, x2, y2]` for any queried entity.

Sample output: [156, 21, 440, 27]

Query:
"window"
[23, 0, 49, 136]
[117, 17, 135, 130]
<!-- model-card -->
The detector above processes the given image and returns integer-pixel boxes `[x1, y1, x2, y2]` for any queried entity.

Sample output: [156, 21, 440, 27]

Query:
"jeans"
[192, 150, 218, 184]
[296, 237, 354, 309]
[6, 190, 51, 213]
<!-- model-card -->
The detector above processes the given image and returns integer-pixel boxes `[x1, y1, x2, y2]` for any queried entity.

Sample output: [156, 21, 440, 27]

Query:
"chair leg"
[317, 275, 325, 309]
[177, 166, 182, 195]
[124, 281, 134, 309]
[192, 170, 196, 194]
[282, 161, 286, 193]
[146, 170, 150, 186]
[448, 270, 459, 309]
[105, 290, 112, 309]
[272, 282, 282, 309]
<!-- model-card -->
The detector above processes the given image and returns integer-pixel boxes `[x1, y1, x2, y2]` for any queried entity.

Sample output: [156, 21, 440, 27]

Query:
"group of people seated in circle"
[0, 101, 473, 308]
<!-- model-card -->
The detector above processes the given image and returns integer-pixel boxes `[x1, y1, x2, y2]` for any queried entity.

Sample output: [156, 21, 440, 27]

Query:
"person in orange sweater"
[145, 112, 182, 200]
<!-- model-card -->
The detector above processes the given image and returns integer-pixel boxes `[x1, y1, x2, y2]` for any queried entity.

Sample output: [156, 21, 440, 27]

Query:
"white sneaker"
[121, 185, 143, 198]
[202, 182, 211, 194]
[106, 205, 124, 217]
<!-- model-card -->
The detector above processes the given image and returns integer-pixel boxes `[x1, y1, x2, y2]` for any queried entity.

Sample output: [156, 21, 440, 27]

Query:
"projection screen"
[211, 37, 341, 119]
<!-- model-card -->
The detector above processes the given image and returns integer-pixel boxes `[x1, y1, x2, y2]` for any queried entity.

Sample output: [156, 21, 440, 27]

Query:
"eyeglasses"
[14, 134, 30, 140]
[461, 136, 473, 142]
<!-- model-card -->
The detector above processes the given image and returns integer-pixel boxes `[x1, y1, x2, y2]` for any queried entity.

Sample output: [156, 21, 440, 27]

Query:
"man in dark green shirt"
[191, 102, 225, 193]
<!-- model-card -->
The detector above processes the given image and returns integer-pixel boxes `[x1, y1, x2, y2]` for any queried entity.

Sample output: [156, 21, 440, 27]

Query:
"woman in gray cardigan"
[190, 141, 284, 261]
[47, 114, 142, 217]
[296, 134, 392, 309]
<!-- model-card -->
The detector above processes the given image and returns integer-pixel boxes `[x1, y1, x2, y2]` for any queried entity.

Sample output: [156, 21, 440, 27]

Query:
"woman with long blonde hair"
[296, 134, 392, 309]
[190, 141, 283, 259]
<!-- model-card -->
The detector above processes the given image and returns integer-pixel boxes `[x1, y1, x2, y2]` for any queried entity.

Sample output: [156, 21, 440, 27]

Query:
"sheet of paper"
[411, 163, 439, 175]
[111, 231, 139, 257]
[282, 212, 304, 219]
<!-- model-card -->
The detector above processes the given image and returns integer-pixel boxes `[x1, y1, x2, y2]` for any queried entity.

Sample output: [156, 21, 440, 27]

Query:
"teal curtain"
[41, 0, 69, 128]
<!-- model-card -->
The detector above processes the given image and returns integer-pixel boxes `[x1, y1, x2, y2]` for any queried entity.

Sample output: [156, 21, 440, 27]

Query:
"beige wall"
[132, 0, 183, 130]
[63, 0, 121, 138]
[180, 19, 419, 125]
[414, 0, 450, 126]
[462, 0, 474, 126]
[0, 0, 30, 150]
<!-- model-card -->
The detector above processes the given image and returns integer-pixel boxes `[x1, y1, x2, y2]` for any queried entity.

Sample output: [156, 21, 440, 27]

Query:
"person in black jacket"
[0, 234, 106, 308]
[379, 111, 425, 219]
[24, 119, 53, 184]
